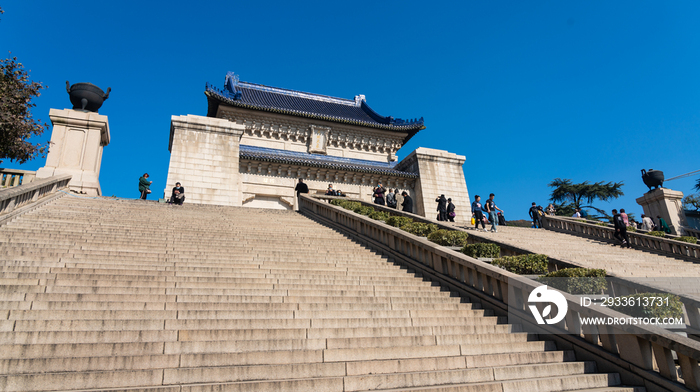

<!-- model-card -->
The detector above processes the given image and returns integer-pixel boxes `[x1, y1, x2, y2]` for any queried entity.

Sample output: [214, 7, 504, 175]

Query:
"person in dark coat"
[435, 195, 447, 221]
[373, 183, 386, 205]
[171, 182, 185, 205]
[528, 202, 541, 228]
[138, 173, 152, 200]
[613, 209, 631, 248]
[401, 191, 413, 213]
[446, 198, 455, 222]
[294, 178, 309, 196]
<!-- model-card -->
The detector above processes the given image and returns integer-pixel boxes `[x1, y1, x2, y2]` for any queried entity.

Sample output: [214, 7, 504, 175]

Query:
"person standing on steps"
[657, 215, 671, 234]
[294, 178, 309, 210]
[484, 193, 503, 233]
[572, 208, 582, 218]
[373, 183, 386, 206]
[620, 208, 629, 226]
[612, 209, 631, 248]
[471, 195, 486, 231]
[528, 202, 541, 228]
[394, 189, 404, 211]
[446, 198, 456, 222]
[546, 203, 556, 216]
[138, 173, 152, 200]
[641, 214, 655, 231]
[170, 182, 185, 205]
[386, 189, 397, 208]
[401, 191, 413, 213]
[435, 195, 447, 221]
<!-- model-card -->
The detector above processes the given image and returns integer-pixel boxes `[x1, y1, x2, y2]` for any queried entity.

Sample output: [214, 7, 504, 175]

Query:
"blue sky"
[2, 1, 698, 219]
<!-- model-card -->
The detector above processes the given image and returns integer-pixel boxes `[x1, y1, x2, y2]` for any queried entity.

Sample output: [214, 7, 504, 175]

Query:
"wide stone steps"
[0, 197, 641, 391]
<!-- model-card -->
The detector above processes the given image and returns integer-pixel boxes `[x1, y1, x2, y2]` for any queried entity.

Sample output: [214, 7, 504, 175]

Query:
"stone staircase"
[0, 197, 643, 391]
[467, 225, 700, 298]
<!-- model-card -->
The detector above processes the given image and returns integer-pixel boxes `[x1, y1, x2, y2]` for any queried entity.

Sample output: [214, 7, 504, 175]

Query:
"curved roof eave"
[205, 89, 424, 144]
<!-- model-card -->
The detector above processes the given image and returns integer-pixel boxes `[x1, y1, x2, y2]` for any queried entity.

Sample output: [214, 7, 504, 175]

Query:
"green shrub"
[595, 222, 607, 226]
[492, 254, 548, 275]
[330, 199, 344, 206]
[678, 236, 698, 244]
[538, 268, 607, 295]
[368, 210, 391, 222]
[462, 243, 501, 258]
[626, 225, 637, 232]
[353, 205, 373, 216]
[400, 222, 439, 237]
[608, 293, 684, 320]
[386, 216, 413, 228]
[427, 230, 469, 247]
[647, 231, 666, 237]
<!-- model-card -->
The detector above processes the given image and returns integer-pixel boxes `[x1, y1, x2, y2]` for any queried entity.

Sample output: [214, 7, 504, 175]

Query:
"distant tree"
[548, 178, 624, 218]
[552, 202, 576, 217]
[684, 194, 700, 212]
[695, 178, 700, 192]
[0, 6, 49, 164]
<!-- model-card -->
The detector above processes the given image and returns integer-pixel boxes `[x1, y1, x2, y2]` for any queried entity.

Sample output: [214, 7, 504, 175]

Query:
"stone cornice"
[49, 109, 110, 146]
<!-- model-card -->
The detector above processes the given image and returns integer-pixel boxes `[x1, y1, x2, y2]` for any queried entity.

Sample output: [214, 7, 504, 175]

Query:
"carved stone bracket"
[240, 159, 416, 190]
[218, 108, 405, 160]
[241, 193, 256, 204]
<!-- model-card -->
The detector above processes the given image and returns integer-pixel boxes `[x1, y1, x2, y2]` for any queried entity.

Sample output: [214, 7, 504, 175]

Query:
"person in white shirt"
[572, 208, 582, 218]
[641, 214, 655, 231]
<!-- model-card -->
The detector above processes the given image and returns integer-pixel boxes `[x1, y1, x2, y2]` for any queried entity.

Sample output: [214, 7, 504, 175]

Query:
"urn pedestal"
[35, 109, 110, 196]
[636, 188, 686, 235]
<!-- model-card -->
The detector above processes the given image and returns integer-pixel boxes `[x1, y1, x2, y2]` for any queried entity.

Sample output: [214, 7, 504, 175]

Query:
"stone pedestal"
[636, 188, 686, 235]
[36, 109, 110, 196]
[165, 115, 244, 206]
[396, 148, 470, 225]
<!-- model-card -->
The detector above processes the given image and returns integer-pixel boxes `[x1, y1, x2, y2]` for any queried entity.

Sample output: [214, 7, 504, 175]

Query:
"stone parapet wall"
[396, 148, 470, 224]
[165, 115, 244, 206]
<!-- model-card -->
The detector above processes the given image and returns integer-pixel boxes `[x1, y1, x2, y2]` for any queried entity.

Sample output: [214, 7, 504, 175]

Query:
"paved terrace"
[463, 224, 700, 299]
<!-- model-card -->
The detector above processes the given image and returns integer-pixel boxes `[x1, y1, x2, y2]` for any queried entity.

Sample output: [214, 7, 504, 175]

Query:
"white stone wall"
[396, 148, 470, 225]
[36, 109, 110, 196]
[165, 115, 244, 206]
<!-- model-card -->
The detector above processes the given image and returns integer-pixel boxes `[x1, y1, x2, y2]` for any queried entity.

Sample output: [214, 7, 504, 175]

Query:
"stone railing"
[299, 194, 700, 391]
[310, 196, 700, 335]
[0, 175, 71, 216]
[684, 227, 700, 240]
[0, 168, 36, 188]
[542, 214, 700, 262]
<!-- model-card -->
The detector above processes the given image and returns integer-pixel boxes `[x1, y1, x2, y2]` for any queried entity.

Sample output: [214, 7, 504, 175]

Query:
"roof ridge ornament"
[354, 95, 366, 107]
[224, 72, 242, 100]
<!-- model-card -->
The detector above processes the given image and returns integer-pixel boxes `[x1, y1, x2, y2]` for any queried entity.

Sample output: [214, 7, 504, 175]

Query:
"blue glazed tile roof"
[239, 145, 418, 178]
[206, 72, 425, 142]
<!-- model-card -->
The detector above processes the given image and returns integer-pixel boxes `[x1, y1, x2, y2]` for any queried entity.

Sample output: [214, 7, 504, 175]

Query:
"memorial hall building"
[164, 72, 470, 223]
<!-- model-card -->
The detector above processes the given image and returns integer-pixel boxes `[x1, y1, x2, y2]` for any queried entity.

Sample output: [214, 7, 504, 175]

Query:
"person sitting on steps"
[171, 182, 185, 205]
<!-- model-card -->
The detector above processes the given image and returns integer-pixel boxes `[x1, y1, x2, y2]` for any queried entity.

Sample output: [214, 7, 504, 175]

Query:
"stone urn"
[66, 82, 111, 113]
[641, 169, 664, 191]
